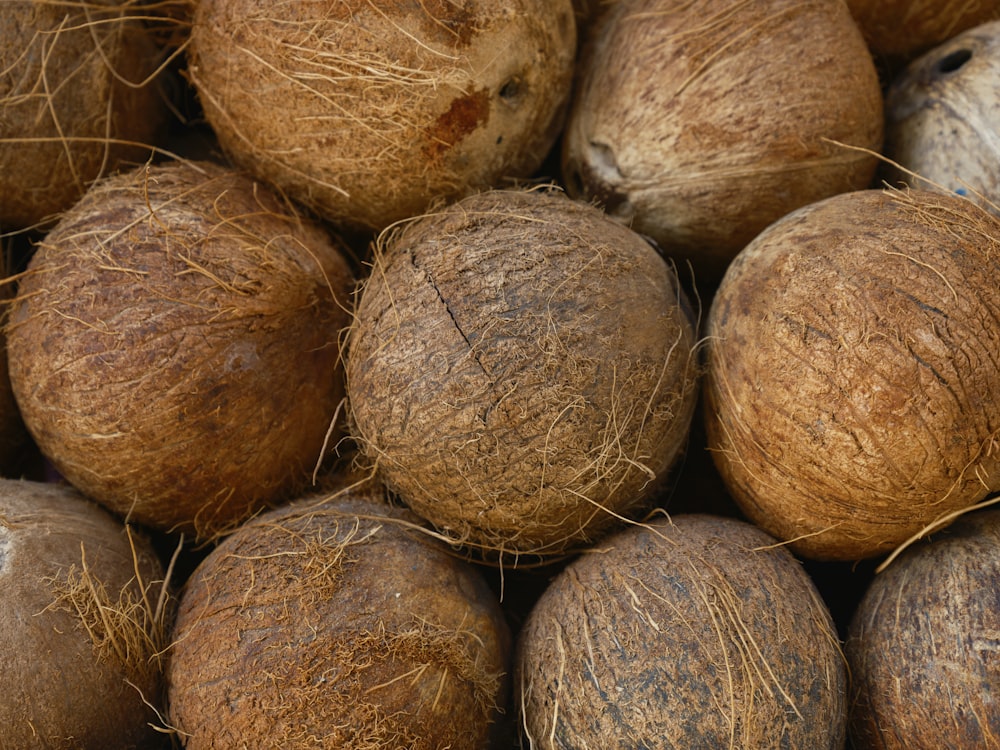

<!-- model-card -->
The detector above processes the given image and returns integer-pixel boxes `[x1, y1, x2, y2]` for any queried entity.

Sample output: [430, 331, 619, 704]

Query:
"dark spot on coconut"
[424, 88, 491, 159]
[498, 76, 523, 107]
[936, 48, 972, 75]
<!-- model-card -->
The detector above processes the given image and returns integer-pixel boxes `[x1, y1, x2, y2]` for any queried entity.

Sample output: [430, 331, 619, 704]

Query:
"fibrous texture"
[847, 508, 1000, 749]
[705, 187, 1000, 561]
[188, 0, 577, 231]
[0, 0, 167, 231]
[0, 479, 169, 749]
[346, 187, 699, 559]
[166, 492, 511, 750]
[6, 160, 355, 540]
[561, 0, 884, 276]
[516, 514, 847, 749]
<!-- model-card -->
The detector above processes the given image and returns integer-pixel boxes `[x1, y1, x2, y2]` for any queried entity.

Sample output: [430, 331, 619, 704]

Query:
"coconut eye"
[498, 76, 523, 106]
[936, 48, 972, 74]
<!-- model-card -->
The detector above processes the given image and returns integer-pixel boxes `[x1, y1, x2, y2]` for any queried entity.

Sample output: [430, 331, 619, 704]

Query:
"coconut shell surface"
[704, 187, 1000, 561]
[188, 0, 577, 232]
[165, 490, 511, 750]
[882, 19, 1000, 215]
[0, 0, 168, 231]
[515, 513, 847, 749]
[345, 188, 699, 560]
[6, 160, 355, 540]
[560, 0, 884, 281]
[846, 508, 1000, 749]
[846, 0, 1000, 72]
[0, 478, 169, 749]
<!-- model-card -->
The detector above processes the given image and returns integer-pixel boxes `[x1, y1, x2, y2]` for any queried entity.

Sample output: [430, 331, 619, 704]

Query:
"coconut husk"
[165, 487, 511, 750]
[5, 159, 355, 541]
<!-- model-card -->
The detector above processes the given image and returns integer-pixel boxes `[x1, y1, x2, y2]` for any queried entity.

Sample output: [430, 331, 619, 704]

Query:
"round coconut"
[0, 478, 170, 749]
[345, 187, 700, 560]
[560, 0, 884, 281]
[5, 159, 355, 540]
[165, 488, 511, 750]
[515, 513, 847, 749]
[882, 20, 1000, 215]
[187, 0, 577, 233]
[704, 187, 1000, 561]
[846, 508, 1000, 749]
[845, 0, 1000, 72]
[0, 0, 168, 232]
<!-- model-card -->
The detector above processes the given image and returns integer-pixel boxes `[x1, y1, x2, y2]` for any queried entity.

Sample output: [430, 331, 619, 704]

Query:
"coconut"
[704, 187, 1000, 561]
[846, 507, 1000, 749]
[187, 0, 577, 233]
[882, 20, 1000, 215]
[165, 487, 511, 750]
[5, 159, 355, 540]
[0, 0, 169, 232]
[845, 0, 1000, 72]
[0, 478, 171, 749]
[560, 0, 884, 282]
[345, 187, 699, 560]
[515, 513, 847, 748]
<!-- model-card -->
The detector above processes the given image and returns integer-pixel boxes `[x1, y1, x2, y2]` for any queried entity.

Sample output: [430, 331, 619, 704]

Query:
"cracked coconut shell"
[0, 478, 169, 749]
[515, 513, 847, 749]
[345, 188, 699, 560]
[5, 159, 355, 541]
[704, 187, 1000, 561]
[166, 488, 511, 750]
[561, 0, 884, 280]
[187, 0, 577, 232]
[0, 0, 168, 231]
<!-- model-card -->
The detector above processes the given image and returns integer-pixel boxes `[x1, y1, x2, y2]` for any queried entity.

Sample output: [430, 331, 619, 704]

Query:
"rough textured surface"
[345, 188, 699, 560]
[704, 187, 1000, 561]
[561, 0, 883, 280]
[882, 20, 1000, 215]
[166, 490, 511, 750]
[846, 0, 1000, 71]
[0, 478, 168, 749]
[0, 0, 168, 231]
[847, 508, 1000, 749]
[515, 513, 847, 749]
[6, 160, 355, 540]
[187, 0, 577, 232]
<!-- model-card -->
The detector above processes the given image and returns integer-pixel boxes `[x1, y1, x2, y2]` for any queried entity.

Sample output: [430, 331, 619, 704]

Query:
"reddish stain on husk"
[424, 88, 490, 159]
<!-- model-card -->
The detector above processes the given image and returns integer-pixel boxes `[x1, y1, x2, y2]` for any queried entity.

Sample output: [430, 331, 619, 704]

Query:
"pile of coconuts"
[4, 0, 1000, 748]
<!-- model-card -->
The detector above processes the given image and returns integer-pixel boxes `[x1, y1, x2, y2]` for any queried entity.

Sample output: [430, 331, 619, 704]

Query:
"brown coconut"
[165, 488, 511, 750]
[561, 0, 884, 281]
[5, 160, 355, 540]
[704, 187, 1000, 561]
[882, 20, 1000, 215]
[846, 507, 1000, 749]
[846, 0, 1000, 72]
[0, 0, 169, 231]
[515, 513, 847, 749]
[345, 187, 699, 560]
[187, 0, 577, 233]
[0, 478, 171, 749]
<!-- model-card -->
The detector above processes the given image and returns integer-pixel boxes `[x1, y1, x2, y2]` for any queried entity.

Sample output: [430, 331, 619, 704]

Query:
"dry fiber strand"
[166, 489, 511, 750]
[705, 187, 1000, 561]
[346, 187, 700, 560]
[6, 159, 355, 541]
